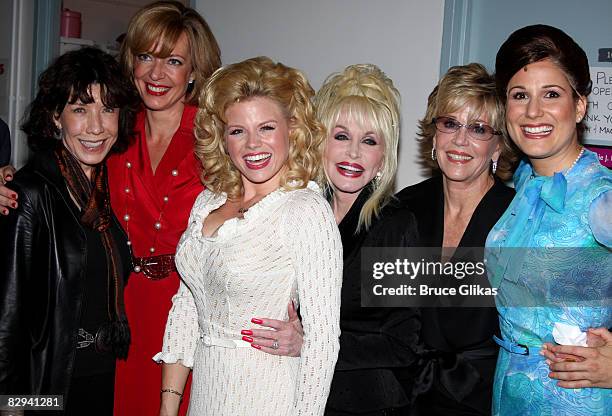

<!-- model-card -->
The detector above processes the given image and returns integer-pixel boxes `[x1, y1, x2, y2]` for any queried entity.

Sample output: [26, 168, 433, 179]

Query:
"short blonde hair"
[315, 64, 400, 231]
[120, 0, 221, 105]
[418, 63, 518, 180]
[195, 56, 323, 199]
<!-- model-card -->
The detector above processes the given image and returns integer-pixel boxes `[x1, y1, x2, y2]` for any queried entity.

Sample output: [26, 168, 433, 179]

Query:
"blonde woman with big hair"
[155, 57, 342, 416]
[254, 64, 423, 415]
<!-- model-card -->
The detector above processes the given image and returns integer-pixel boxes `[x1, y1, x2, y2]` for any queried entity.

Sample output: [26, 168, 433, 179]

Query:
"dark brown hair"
[495, 25, 591, 100]
[22, 47, 139, 152]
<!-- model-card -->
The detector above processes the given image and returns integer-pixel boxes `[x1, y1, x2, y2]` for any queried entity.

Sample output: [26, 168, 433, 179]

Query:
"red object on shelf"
[61, 9, 81, 38]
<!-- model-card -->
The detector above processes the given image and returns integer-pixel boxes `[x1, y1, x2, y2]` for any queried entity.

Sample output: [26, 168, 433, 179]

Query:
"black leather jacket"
[0, 150, 130, 403]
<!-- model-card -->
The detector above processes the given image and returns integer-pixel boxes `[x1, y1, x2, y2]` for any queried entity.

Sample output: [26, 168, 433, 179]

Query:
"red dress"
[108, 105, 203, 416]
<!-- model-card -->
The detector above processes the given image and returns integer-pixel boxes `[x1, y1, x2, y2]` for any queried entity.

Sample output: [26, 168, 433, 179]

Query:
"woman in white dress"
[156, 56, 343, 416]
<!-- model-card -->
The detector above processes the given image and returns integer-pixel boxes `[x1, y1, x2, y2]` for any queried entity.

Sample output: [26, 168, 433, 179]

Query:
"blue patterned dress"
[485, 150, 612, 416]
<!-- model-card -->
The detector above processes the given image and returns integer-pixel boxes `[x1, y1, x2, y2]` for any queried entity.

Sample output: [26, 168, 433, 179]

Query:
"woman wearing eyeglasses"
[395, 63, 517, 415]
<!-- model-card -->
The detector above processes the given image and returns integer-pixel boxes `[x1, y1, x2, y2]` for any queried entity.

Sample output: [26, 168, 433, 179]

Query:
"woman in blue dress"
[485, 24, 612, 415]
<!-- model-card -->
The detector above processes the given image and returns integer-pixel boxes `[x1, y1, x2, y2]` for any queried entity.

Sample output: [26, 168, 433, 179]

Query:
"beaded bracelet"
[161, 388, 183, 401]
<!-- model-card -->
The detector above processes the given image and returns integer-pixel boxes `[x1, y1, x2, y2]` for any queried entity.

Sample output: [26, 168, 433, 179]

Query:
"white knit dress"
[154, 182, 343, 416]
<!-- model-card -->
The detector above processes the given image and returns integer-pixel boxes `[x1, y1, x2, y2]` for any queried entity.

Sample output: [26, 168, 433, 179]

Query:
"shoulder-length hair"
[315, 64, 400, 231]
[418, 63, 518, 180]
[22, 47, 139, 153]
[195, 56, 323, 199]
[120, 0, 221, 105]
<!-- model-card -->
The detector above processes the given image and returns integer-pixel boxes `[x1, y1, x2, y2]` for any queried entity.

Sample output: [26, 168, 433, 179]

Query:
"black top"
[325, 186, 422, 414]
[0, 149, 130, 406]
[395, 176, 515, 415]
[0, 118, 10, 166]
[73, 221, 126, 378]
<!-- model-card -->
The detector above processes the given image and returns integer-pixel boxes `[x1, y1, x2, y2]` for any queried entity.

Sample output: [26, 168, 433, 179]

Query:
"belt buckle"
[77, 328, 94, 349]
[77, 327, 112, 354]
[133, 254, 176, 280]
[516, 343, 529, 355]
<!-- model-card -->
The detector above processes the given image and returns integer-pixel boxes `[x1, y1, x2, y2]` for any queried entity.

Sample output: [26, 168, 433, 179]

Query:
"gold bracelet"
[161, 388, 183, 401]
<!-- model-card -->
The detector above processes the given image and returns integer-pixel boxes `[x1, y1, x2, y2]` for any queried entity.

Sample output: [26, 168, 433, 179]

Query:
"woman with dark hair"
[0, 3, 219, 414]
[0, 47, 138, 414]
[486, 24, 611, 415]
[396, 63, 517, 415]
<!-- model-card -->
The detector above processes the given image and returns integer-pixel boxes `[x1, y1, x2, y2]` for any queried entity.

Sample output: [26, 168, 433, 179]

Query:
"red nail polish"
[241, 330, 252, 336]
[251, 318, 263, 324]
[11, 202, 16, 208]
[242, 336, 253, 343]
[2, 209, 7, 215]
[251, 344, 261, 350]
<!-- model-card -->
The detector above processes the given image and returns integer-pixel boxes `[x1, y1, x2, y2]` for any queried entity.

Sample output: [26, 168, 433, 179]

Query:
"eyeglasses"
[432, 116, 502, 141]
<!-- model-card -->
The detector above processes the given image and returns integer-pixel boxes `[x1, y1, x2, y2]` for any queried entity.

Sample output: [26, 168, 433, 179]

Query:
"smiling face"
[505, 59, 586, 172]
[224, 96, 290, 193]
[55, 84, 119, 179]
[132, 32, 193, 113]
[434, 106, 500, 185]
[324, 110, 385, 198]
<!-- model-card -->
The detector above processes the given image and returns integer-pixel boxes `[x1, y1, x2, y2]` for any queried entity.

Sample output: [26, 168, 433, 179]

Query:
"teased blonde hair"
[418, 63, 518, 180]
[120, 0, 221, 105]
[315, 64, 400, 231]
[195, 56, 323, 198]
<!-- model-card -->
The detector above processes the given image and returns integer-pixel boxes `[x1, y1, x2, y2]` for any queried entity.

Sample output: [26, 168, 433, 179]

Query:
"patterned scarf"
[54, 145, 130, 358]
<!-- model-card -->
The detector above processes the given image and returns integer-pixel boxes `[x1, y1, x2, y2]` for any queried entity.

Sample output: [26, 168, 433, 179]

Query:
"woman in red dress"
[108, 2, 220, 414]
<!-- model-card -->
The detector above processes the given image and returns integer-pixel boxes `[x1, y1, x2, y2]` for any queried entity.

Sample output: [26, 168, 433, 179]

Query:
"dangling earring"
[431, 147, 436, 161]
[491, 159, 498, 175]
[375, 171, 382, 180]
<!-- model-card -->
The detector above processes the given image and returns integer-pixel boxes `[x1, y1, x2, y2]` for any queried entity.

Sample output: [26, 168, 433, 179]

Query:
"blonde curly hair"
[195, 57, 323, 199]
[314, 64, 401, 231]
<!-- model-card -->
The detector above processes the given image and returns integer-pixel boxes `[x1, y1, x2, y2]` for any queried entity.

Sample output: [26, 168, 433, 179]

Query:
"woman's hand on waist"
[541, 327, 612, 388]
[242, 300, 303, 357]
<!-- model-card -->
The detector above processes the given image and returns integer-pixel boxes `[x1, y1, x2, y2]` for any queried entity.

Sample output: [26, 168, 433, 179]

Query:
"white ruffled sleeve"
[282, 187, 343, 415]
[153, 279, 199, 368]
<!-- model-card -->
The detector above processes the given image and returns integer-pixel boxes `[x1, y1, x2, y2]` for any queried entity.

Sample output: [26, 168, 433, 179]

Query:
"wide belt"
[132, 253, 177, 280]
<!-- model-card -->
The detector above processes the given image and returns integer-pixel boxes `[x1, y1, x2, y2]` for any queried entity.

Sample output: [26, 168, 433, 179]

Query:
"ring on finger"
[272, 340, 279, 350]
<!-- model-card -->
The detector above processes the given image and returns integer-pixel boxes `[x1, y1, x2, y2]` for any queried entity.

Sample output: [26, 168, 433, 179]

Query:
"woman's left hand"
[242, 301, 303, 356]
[541, 327, 612, 388]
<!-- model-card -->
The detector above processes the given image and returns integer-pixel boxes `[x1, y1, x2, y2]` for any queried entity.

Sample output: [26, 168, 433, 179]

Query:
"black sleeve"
[334, 207, 422, 371]
[334, 308, 421, 371]
[0, 181, 38, 393]
[0, 119, 11, 166]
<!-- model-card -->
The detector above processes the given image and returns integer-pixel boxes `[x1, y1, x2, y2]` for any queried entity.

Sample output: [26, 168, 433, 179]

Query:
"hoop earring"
[492, 160, 498, 175]
[431, 147, 436, 161]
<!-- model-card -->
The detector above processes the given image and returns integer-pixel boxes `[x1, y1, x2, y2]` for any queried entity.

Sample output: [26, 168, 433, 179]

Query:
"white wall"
[195, 0, 444, 189]
[62, 0, 188, 46]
